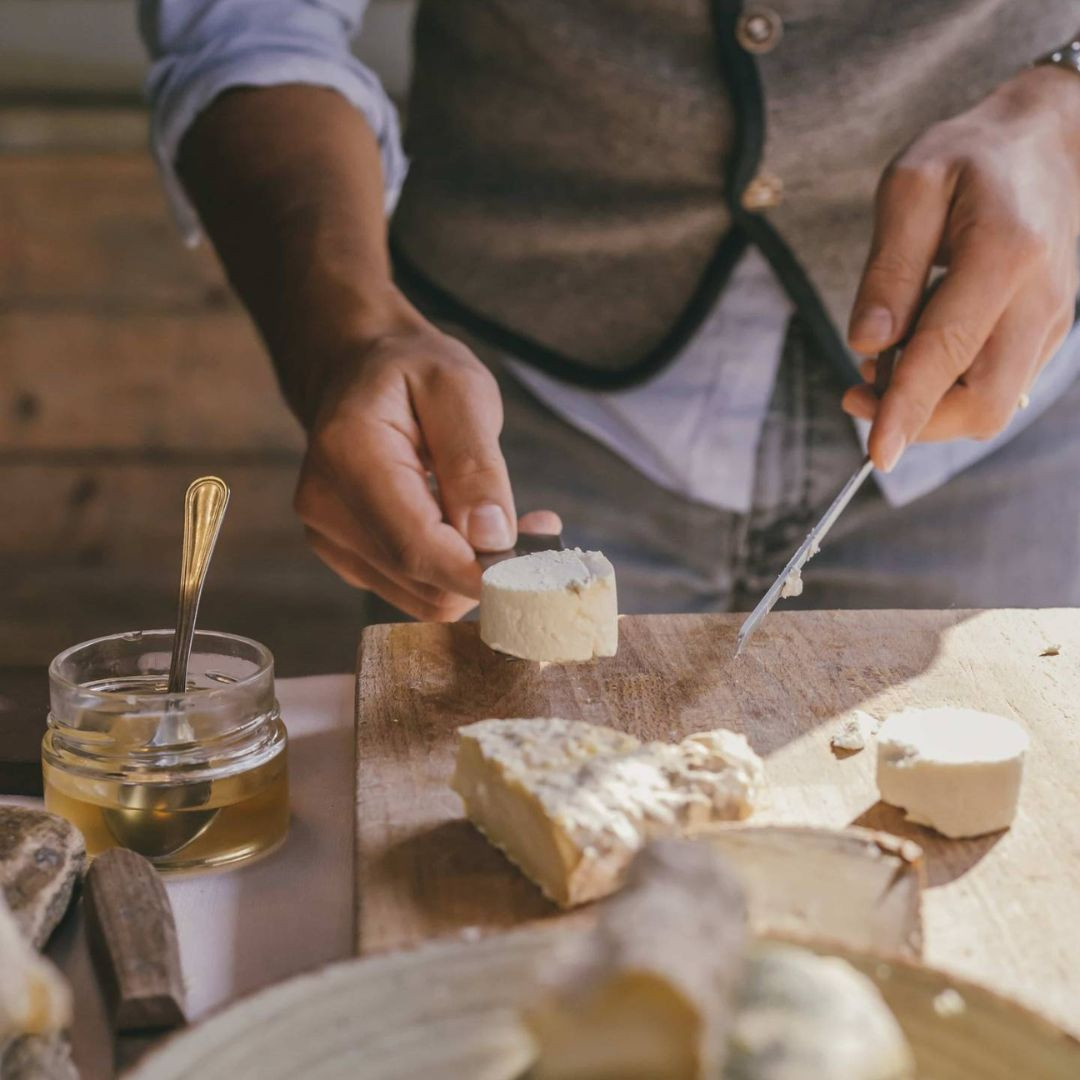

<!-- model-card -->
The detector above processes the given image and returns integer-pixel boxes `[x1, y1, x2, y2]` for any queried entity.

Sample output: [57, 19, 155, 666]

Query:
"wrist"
[981, 65, 1080, 200]
[283, 282, 428, 429]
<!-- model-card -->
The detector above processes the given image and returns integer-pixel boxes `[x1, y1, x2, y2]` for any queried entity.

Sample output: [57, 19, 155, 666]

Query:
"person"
[138, 3, 1080, 621]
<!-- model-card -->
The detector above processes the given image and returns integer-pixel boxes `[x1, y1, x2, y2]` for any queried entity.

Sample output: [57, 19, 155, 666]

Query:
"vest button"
[740, 170, 784, 211]
[736, 7, 783, 54]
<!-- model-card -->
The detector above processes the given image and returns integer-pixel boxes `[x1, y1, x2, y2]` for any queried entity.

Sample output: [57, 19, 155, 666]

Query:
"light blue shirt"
[140, 0, 1080, 512]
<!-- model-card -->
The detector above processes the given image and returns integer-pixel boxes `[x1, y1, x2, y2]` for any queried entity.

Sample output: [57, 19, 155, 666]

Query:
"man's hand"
[175, 87, 559, 619]
[843, 65, 1080, 471]
[295, 319, 561, 620]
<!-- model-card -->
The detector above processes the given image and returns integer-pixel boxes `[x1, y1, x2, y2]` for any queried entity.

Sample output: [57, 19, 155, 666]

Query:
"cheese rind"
[479, 549, 618, 661]
[526, 840, 747, 1080]
[876, 707, 1029, 838]
[451, 718, 762, 907]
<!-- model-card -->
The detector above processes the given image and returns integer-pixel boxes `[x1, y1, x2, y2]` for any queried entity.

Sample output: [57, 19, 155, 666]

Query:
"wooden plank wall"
[0, 107, 372, 677]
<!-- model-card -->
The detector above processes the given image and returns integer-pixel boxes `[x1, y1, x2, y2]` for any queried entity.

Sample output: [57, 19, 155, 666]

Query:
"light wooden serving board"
[355, 609, 1080, 1035]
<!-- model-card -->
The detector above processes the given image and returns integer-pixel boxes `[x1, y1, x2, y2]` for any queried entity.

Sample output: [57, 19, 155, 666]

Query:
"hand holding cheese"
[876, 707, 1029, 838]
[479, 549, 618, 662]
[452, 718, 762, 907]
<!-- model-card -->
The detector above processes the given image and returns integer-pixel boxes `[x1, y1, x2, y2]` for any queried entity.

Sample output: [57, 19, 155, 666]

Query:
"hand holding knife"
[734, 285, 936, 655]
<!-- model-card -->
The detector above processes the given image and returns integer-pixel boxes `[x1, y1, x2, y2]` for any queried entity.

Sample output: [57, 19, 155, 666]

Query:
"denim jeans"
[485, 318, 1080, 614]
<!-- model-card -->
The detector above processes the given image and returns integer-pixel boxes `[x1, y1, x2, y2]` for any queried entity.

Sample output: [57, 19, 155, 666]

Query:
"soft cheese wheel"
[480, 548, 617, 661]
[876, 707, 1029, 838]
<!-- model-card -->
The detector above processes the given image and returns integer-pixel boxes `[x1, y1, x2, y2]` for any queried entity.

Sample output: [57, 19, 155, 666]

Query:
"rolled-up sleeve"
[139, 0, 407, 243]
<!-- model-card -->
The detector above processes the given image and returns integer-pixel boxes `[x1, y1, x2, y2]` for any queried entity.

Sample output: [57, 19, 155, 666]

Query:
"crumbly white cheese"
[451, 718, 763, 907]
[831, 711, 879, 753]
[876, 707, 1029, 838]
[932, 988, 966, 1018]
[0, 892, 71, 1044]
[727, 944, 914, 1080]
[779, 568, 804, 599]
[479, 549, 618, 662]
[527, 840, 747, 1080]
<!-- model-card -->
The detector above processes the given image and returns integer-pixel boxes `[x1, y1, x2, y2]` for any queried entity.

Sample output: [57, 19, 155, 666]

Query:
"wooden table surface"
[355, 609, 1080, 1036]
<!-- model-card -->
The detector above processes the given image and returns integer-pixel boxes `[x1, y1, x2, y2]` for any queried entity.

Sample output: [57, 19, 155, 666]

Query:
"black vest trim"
[390, 225, 749, 392]
[391, 0, 859, 391]
[712, 0, 859, 389]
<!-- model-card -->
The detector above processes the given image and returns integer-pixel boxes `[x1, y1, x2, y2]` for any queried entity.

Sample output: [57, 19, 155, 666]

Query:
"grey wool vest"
[390, 1, 1078, 389]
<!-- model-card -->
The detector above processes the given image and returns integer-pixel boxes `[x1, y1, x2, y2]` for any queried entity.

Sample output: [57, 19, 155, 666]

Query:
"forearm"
[177, 84, 420, 426]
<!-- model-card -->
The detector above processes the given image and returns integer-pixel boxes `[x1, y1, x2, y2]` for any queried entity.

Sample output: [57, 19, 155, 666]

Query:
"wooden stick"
[84, 849, 186, 1032]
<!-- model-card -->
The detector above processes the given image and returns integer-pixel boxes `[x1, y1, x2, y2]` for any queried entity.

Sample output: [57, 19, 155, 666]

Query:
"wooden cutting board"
[355, 609, 1080, 1035]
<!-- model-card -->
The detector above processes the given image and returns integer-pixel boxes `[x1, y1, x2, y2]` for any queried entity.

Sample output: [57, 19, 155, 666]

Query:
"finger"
[849, 162, 953, 354]
[295, 467, 448, 603]
[841, 383, 880, 422]
[334, 418, 485, 598]
[868, 240, 1024, 470]
[410, 363, 518, 554]
[858, 357, 877, 383]
[518, 509, 563, 535]
[306, 530, 476, 621]
[913, 293, 1051, 443]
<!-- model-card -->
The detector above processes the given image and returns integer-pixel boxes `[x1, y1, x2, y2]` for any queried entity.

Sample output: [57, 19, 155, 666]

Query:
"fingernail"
[467, 503, 514, 552]
[879, 431, 907, 473]
[850, 306, 894, 349]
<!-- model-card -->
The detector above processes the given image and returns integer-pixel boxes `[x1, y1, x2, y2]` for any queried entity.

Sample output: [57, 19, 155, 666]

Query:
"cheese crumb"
[831, 711, 879, 753]
[780, 568, 804, 599]
[933, 988, 966, 1017]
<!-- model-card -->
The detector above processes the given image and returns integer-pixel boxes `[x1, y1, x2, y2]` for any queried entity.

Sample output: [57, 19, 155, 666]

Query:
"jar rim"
[49, 629, 275, 699]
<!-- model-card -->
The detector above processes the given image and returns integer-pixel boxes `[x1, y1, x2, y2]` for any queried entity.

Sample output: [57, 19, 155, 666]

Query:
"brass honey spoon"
[103, 476, 231, 860]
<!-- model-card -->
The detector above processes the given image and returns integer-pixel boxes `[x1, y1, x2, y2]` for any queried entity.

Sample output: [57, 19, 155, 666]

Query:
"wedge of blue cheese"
[451, 718, 763, 908]
[479, 549, 618, 662]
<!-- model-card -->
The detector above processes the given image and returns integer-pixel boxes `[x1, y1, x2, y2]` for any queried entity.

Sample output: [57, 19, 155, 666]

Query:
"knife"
[734, 288, 936, 656]
[84, 848, 187, 1073]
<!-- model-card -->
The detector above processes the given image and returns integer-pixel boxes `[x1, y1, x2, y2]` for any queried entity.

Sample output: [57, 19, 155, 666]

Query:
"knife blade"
[734, 315, 915, 656]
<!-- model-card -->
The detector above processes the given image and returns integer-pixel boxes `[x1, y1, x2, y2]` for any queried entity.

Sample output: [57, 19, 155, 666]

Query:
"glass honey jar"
[42, 629, 289, 873]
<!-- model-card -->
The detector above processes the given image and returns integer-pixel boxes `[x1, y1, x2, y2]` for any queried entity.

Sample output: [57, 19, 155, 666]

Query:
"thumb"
[411, 358, 518, 553]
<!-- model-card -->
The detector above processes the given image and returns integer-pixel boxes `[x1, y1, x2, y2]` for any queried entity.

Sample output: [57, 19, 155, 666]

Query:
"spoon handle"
[167, 477, 230, 695]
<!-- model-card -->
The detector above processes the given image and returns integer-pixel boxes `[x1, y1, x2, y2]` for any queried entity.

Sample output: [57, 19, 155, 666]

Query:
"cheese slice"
[876, 707, 1029, 838]
[479, 549, 617, 661]
[526, 840, 748, 1080]
[727, 944, 915, 1080]
[0, 892, 71, 1044]
[451, 718, 763, 907]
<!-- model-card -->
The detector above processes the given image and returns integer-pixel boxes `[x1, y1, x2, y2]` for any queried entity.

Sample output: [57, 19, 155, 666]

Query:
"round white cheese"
[479, 549, 618, 662]
[875, 707, 1029, 838]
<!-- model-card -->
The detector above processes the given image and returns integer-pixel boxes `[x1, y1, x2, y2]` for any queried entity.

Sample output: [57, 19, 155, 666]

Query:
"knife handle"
[873, 277, 942, 398]
[84, 848, 187, 1033]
